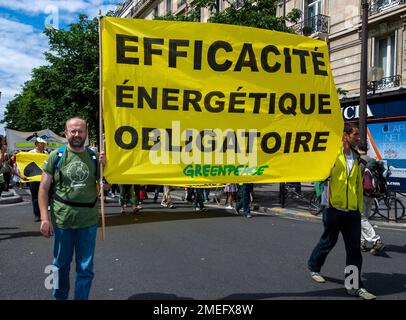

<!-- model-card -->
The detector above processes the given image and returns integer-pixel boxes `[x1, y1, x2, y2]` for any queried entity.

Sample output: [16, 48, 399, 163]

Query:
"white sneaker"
[161, 202, 168, 207]
[346, 288, 376, 300]
[225, 205, 233, 210]
[310, 271, 326, 283]
[370, 240, 385, 255]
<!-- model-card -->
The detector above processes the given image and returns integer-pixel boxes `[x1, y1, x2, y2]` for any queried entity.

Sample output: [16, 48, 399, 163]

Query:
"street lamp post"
[359, 0, 369, 146]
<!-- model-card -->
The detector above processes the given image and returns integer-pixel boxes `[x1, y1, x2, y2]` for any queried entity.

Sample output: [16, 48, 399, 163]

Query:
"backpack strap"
[54, 146, 67, 188]
[359, 157, 368, 166]
[54, 146, 66, 169]
[53, 193, 98, 208]
[86, 147, 99, 176]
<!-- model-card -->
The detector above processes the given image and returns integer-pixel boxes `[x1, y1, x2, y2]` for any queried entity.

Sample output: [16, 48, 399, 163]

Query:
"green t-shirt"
[43, 147, 99, 229]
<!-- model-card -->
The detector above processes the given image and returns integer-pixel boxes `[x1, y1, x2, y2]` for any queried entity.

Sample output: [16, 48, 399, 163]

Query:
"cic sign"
[341, 104, 374, 121]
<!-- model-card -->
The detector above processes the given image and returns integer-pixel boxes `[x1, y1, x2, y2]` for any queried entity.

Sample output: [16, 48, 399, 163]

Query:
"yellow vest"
[329, 147, 363, 212]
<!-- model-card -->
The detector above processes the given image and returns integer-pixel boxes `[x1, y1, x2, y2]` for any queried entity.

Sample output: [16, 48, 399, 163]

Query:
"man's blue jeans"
[52, 224, 97, 300]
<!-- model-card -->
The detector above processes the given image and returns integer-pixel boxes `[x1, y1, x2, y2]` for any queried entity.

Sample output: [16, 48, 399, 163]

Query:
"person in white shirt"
[29, 137, 48, 221]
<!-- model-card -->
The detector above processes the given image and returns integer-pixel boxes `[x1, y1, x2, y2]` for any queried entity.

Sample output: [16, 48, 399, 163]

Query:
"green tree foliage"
[2, 15, 99, 142]
[155, 0, 302, 32]
[337, 87, 349, 96]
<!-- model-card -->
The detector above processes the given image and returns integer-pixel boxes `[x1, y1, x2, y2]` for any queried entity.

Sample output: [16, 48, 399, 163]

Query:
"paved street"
[1, 189, 406, 300]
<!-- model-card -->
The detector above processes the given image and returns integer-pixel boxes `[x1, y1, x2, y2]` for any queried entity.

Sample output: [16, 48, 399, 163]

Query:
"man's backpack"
[51, 145, 99, 207]
[363, 159, 387, 198]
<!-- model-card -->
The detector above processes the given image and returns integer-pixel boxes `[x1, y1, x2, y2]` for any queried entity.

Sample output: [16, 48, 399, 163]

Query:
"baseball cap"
[35, 137, 47, 144]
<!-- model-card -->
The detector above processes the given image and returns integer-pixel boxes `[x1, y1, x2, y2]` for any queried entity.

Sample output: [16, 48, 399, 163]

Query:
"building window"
[298, 0, 328, 35]
[166, 0, 172, 13]
[232, 0, 244, 9]
[369, 32, 401, 91]
[370, 0, 405, 15]
[177, 0, 186, 9]
[305, 0, 322, 20]
[374, 33, 396, 78]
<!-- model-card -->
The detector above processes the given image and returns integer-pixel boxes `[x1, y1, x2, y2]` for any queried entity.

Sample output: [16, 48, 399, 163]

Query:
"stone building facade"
[277, 0, 405, 98]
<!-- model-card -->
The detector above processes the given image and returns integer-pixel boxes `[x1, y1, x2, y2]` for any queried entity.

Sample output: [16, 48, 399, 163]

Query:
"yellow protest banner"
[16, 152, 48, 182]
[101, 17, 343, 185]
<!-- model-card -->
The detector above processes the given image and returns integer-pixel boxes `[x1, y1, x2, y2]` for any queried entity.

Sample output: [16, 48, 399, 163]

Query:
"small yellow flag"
[16, 152, 48, 182]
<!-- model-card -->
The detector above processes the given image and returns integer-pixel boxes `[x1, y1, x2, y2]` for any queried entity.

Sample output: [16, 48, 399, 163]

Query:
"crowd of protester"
[104, 183, 254, 217]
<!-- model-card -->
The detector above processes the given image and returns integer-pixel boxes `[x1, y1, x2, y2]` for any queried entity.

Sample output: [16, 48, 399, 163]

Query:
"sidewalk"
[171, 184, 406, 230]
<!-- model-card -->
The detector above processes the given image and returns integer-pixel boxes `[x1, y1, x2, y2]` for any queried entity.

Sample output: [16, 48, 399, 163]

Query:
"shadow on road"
[220, 288, 349, 300]
[128, 292, 194, 300]
[384, 244, 406, 255]
[322, 276, 344, 285]
[363, 272, 406, 296]
[0, 231, 42, 241]
[100, 208, 234, 228]
[127, 288, 351, 300]
[315, 273, 406, 297]
[126, 272, 406, 300]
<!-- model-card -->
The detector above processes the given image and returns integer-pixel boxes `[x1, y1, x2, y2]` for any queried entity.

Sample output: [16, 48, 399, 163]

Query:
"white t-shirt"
[29, 148, 48, 154]
[344, 150, 355, 176]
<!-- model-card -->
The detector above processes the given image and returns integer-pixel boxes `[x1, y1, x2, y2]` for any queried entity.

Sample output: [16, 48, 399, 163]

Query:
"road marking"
[374, 226, 406, 232]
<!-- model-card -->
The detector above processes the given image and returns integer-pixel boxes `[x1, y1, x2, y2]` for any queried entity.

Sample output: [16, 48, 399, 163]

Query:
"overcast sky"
[0, 0, 117, 135]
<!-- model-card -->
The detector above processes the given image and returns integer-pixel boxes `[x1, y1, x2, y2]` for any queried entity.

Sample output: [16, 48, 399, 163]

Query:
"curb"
[253, 204, 406, 230]
[0, 189, 23, 205]
[253, 203, 406, 230]
[171, 192, 406, 230]
[170, 192, 322, 222]
[254, 204, 322, 221]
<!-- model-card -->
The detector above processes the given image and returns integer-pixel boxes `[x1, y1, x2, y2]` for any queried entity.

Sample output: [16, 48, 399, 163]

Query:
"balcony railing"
[293, 14, 330, 36]
[232, 0, 244, 9]
[177, 0, 186, 8]
[369, 0, 406, 16]
[368, 75, 401, 93]
[113, 0, 133, 17]
[129, 0, 149, 17]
